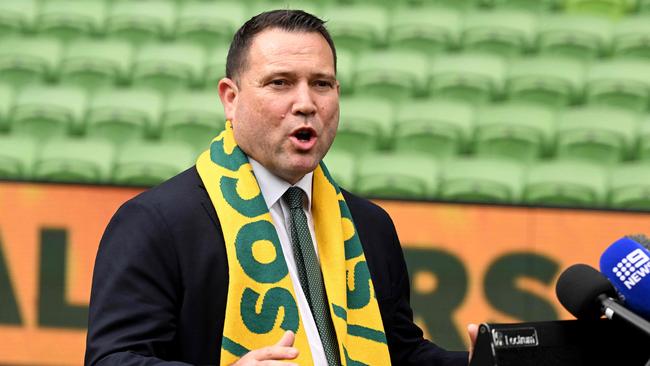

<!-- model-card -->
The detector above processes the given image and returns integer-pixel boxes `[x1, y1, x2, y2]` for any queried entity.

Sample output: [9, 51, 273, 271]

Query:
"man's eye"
[315, 80, 333, 88]
[270, 79, 287, 86]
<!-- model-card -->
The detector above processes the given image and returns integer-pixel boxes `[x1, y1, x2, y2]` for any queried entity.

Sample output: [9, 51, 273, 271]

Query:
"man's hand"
[467, 323, 479, 363]
[232, 330, 299, 365]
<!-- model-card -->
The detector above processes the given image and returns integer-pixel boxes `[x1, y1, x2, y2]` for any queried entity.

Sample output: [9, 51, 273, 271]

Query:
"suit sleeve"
[85, 199, 194, 366]
[382, 214, 469, 366]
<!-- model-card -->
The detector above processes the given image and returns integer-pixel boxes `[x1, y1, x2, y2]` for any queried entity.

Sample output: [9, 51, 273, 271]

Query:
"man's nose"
[291, 82, 317, 117]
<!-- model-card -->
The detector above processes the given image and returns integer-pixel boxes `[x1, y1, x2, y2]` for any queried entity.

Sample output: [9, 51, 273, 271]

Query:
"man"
[86, 10, 476, 366]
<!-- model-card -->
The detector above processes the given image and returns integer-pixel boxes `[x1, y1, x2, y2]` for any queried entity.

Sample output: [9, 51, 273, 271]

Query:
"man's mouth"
[290, 127, 318, 150]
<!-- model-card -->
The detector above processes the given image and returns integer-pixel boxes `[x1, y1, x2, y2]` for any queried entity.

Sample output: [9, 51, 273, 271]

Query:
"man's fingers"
[275, 330, 295, 347]
[259, 361, 298, 366]
[467, 323, 479, 345]
[248, 345, 298, 361]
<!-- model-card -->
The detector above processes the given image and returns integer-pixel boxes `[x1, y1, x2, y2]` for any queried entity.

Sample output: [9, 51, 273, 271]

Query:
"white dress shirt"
[248, 158, 328, 366]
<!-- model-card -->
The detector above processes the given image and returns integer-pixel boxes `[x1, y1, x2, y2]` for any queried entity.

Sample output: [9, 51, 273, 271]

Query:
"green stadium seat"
[336, 49, 355, 95]
[331, 96, 394, 154]
[641, 0, 650, 12]
[523, 160, 607, 207]
[161, 90, 226, 153]
[556, 106, 639, 164]
[609, 162, 650, 210]
[0, 135, 38, 180]
[33, 137, 114, 184]
[113, 142, 195, 186]
[176, 1, 246, 50]
[461, 10, 537, 57]
[11, 85, 87, 140]
[387, 6, 461, 55]
[86, 89, 164, 145]
[491, 0, 559, 11]
[612, 15, 650, 59]
[36, 0, 107, 41]
[321, 5, 388, 51]
[393, 99, 475, 158]
[0, 84, 14, 132]
[356, 153, 439, 199]
[105, 1, 176, 45]
[439, 157, 524, 204]
[0, 0, 37, 36]
[204, 45, 230, 89]
[506, 56, 585, 108]
[585, 60, 650, 112]
[428, 53, 507, 105]
[563, 0, 634, 18]
[59, 39, 133, 91]
[322, 150, 356, 190]
[537, 14, 612, 61]
[353, 50, 429, 100]
[131, 42, 205, 94]
[635, 115, 650, 160]
[426, 0, 477, 11]
[474, 102, 556, 162]
[0, 37, 63, 88]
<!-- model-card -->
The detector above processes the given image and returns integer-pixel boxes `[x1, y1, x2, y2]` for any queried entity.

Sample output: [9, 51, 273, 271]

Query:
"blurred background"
[1, 0, 650, 364]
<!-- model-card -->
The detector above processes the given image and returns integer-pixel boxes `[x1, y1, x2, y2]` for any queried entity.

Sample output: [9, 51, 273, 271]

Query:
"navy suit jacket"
[85, 166, 468, 366]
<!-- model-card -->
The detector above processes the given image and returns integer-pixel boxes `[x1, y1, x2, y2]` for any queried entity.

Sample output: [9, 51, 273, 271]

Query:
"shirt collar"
[248, 157, 313, 211]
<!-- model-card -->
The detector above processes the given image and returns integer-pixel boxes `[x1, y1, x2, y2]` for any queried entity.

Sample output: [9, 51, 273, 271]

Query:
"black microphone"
[555, 263, 650, 336]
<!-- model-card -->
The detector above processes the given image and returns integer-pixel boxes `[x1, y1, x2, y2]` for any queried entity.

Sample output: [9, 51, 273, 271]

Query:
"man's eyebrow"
[264, 71, 336, 80]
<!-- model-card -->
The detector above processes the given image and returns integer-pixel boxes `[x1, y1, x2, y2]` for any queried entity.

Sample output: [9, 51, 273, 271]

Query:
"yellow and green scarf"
[196, 121, 391, 365]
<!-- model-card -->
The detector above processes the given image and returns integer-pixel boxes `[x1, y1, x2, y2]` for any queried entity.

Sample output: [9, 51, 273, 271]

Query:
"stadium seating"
[113, 142, 195, 186]
[636, 116, 650, 160]
[204, 45, 230, 89]
[386, 6, 461, 55]
[353, 50, 429, 100]
[322, 150, 356, 190]
[176, 1, 246, 50]
[585, 59, 650, 112]
[612, 15, 650, 59]
[428, 53, 507, 104]
[332, 96, 394, 154]
[0, 0, 37, 36]
[555, 106, 640, 163]
[32, 137, 114, 184]
[474, 102, 556, 162]
[537, 14, 612, 61]
[0, 135, 38, 180]
[491, 0, 559, 11]
[86, 88, 164, 145]
[0, 37, 63, 88]
[523, 160, 608, 207]
[563, 0, 635, 18]
[336, 49, 355, 95]
[105, 1, 176, 45]
[11, 85, 87, 140]
[356, 153, 439, 199]
[59, 39, 133, 91]
[0, 84, 13, 132]
[36, 0, 107, 42]
[439, 157, 524, 203]
[160, 90, 226, 153]
[609, 162, 650, 210]
[506, 56, 586, 108]
[393, 99, 475, 158]
[321, 5, 388, 51]
[131, 42, 206, 94]
[461, 10, 537, 57]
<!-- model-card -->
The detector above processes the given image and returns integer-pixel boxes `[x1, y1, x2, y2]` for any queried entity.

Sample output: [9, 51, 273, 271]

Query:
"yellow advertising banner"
[1, 181, 649, 365]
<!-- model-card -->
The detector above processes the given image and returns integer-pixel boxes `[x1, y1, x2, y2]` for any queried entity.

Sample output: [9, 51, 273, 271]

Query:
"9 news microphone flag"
[599, 237, 650, 320]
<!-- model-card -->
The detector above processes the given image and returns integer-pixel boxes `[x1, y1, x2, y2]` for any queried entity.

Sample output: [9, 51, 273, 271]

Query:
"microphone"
[599, 236, 650, 319]
[555, 263, 650, 336]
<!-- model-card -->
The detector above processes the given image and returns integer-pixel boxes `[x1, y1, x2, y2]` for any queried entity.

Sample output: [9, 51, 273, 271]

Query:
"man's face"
[219, 28, 340, 184]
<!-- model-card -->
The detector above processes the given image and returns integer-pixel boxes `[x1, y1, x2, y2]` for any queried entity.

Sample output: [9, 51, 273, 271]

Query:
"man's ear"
[218, 77, 239, 122]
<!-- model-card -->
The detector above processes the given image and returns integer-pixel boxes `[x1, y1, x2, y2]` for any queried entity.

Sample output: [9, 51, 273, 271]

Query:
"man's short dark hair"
[226, 9, 337, 80]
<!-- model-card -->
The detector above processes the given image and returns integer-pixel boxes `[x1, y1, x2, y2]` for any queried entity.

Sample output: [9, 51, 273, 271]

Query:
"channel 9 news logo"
[611, 249, 650, 290]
